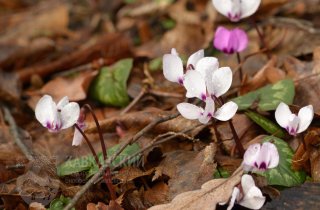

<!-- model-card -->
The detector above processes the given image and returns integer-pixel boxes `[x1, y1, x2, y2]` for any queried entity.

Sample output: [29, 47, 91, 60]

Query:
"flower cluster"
[163, 49, 238, 124]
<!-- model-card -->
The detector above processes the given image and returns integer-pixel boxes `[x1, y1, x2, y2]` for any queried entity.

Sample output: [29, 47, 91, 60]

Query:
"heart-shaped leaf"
[89, 58, 133, 107]
[232, 79, 295, 111]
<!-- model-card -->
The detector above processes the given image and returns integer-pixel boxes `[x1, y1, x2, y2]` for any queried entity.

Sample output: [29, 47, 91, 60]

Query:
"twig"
[63, 111, 180, 210]
[120, 87, 147, 115]
[94, 123, 204, 184]
[2, 106, 34, 161]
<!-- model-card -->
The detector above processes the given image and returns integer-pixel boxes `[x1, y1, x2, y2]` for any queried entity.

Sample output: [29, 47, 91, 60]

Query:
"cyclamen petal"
[214, 101, 238, 121]
[72, 121, 86, 146]
[184, 70, 207, 100]
[212, 0, 261, 22]
[177, 103, 203, 120]
[199, 97, 215, 124]
[297, 105, 314, 133]
[211, 67, 233, 98]
[275, 102, 314, 136]
[60, 102, 80, 129]
[187, 49, 204, 70]
[214, 26, 248, 54]
[163, 54, 184, 84]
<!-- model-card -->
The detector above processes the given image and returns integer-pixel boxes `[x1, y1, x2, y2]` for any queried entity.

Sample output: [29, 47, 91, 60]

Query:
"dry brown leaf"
[240, 56, 286, 94]
[144, 182, 169, 206]
[114, 167, 155, 183]
[87, 201, 124, 210]
[148, 167, 243, 210]
[40, 70, 98, 102]
[0, 2, 69, 43]
[156, 144, 217, 200]
[29, 202, 46, 210]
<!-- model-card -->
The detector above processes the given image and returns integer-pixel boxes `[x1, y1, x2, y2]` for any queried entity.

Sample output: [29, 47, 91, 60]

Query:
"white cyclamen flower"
[183, 59, 232, 101]
[35, 95, 80, 132]
[177, 97, 238, 124]
[226, 174, 266, 210]
[243, 142, 279, 171]
[162, 49, 204, 85]
[275, 102, 314, 136]
[212, 0, 261, 22]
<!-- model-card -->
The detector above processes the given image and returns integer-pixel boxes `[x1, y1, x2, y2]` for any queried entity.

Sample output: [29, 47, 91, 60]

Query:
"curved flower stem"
[217, 97, 245, 157]
[236, 52, 243, 83]
[83, 104, 107, 160]
[82, 104, 116, 200]
[251, 19, 271, 59]
[74, 124, 101, 167]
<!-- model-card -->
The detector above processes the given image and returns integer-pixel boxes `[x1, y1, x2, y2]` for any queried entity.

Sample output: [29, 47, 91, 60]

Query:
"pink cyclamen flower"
[212, 0, 261, 22]
[35, 95, 80, 132]
[163, 48, 204, 85]
[243, 142, 279, 171]
[72, 108, 86, 146]
[275, 102, 314, 136]
[225, 174, 266, 210]
[214, 26, 248, 54]
[177, 97, 238, 124]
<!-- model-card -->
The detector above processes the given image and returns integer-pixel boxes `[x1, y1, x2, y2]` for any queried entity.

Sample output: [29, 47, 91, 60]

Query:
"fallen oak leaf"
[148, 167, 243, 210]
[40, 70, 98, 102]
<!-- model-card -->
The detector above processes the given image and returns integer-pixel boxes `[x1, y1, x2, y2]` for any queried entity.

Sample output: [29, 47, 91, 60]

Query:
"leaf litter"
[1, 0, 320, 210]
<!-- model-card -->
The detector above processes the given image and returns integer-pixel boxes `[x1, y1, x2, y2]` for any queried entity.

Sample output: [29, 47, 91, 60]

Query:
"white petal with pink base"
[275, 102, 314, 136]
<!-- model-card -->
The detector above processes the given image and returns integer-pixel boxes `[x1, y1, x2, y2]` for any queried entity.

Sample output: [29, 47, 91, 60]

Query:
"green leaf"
[149, 57, 162, 72]
[245, 110, 286, 138]
[48, 195, 74, 210]
[256, 136, 306, 187]
[232, 79, 295, 111]
[213, 167, 230, 178]
[57, 143, 141, 178]
[89, 58, 133, 107]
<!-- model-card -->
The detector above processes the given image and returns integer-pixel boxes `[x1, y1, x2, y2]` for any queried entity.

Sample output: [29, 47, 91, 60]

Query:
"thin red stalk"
[75, 124, 101, 167]
[82, 104, 116, 200]
[83, 104, 107, 160]
[236, 52, 243, 83]
[217, 97, 245, 157]
[251, 19, 271, 59]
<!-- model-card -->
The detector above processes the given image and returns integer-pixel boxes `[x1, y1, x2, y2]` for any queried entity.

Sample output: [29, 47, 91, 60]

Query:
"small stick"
[251, 19, 271, 59]
[120, 87, 147, 115]
[236, 52, 243, 83]
[3, 106, 34, 161]
[63, 112, 180, 210]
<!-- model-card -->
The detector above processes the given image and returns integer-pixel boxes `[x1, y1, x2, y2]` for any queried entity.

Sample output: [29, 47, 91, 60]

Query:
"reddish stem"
[75, 124, 101, 167]
[236, 52, 243, 82]
[217, 97, 245, 157]
[83, 104, 107, 160]
[82, 104, 116, 200]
